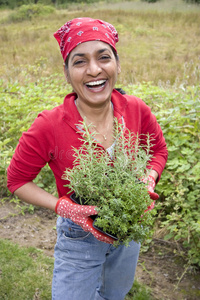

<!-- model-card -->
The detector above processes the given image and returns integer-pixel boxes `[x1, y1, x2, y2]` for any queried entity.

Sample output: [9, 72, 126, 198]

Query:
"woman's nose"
[86, 59, 102, 76]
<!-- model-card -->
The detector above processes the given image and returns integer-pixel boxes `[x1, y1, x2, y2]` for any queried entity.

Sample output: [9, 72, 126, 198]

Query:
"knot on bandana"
[54, 17, 119, 62]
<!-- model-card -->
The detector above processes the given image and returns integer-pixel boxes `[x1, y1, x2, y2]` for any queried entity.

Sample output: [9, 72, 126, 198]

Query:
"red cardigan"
[7, 89, 168, 197]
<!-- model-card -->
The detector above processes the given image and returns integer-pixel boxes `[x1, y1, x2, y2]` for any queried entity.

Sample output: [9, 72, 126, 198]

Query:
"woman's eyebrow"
[71, 53, 85, 60]
[71, 48, 111, 60]
[98, 48, 111, 54]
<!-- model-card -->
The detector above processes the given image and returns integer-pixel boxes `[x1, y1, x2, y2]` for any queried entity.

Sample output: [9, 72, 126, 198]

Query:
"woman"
[7, 18, 168, 300]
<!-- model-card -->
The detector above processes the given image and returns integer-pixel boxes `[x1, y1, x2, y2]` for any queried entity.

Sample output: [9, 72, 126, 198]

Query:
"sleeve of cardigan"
[7, 111, 55, 193]
[139, 99, 168, 182]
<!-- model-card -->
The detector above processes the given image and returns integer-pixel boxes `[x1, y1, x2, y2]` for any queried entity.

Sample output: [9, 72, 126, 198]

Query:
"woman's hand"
[55, 196, 115, 244]
[144, 175, 159, 201]
[140, 173, 159, 213]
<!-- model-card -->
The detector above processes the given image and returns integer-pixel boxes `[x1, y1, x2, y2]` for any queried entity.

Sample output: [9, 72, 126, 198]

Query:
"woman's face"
[64, 40, 121, 108]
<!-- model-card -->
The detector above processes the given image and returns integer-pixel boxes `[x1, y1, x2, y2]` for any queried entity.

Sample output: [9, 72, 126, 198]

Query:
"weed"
[17, 203, 35, 215]
[125, 279, 153, 300]
[139, 261, 154, 287]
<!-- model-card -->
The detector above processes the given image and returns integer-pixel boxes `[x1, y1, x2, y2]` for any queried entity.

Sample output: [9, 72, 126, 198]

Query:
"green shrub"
[142, 0, 160, 3]
[0, 68, 70, 196]
[156, 85, 200, 266]
[125, 81, 200, 266]
[184, 0, 200, 3]
[8, 4, 55, 22]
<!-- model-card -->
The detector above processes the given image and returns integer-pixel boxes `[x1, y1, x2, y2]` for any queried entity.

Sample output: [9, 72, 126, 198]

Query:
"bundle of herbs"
[62, 119, 156, 246]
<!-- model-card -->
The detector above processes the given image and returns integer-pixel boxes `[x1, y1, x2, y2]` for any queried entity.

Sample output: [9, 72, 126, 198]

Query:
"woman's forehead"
[69, 41, 113, 58]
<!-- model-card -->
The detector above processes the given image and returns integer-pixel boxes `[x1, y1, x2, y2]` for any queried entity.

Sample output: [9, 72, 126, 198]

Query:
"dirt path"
[0, 201, 199, 300]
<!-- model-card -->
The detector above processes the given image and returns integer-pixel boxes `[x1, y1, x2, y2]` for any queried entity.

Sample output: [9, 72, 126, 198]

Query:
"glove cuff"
[55, 196, 69, 214]
[148, 175, 156, 188]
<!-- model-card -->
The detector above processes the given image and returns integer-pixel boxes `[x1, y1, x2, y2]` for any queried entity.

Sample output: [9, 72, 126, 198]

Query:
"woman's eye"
[100, 55, 111, 60]
[73, 60, 85, 66]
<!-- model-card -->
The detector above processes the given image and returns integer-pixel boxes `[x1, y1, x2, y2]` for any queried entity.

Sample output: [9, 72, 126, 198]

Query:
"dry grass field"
[0, 0, 200, 86]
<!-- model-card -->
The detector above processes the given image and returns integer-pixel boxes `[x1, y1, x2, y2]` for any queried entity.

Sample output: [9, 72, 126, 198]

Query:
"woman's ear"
[117, 61, 121, 75]
[63, 64, 71, 84]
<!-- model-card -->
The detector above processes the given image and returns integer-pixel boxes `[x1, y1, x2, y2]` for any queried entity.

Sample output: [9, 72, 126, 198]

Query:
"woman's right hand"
[55, 196, 115, 244]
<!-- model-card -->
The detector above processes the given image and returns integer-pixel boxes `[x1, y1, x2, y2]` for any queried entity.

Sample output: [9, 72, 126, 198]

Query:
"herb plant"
[62, 119, 156, 246]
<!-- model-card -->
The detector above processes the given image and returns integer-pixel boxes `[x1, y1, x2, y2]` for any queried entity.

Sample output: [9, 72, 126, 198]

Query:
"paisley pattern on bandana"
[54, 17, 118, 62]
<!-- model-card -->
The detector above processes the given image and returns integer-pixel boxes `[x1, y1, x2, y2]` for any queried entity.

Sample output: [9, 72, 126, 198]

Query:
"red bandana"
[54, 17, 119, 62]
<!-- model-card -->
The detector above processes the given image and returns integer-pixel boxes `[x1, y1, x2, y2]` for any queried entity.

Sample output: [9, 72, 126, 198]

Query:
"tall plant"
[62, 119, 156, 246]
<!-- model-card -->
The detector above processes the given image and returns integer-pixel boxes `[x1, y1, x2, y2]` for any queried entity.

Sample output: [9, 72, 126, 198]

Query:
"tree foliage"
[0, 0, 97, 9]
[184, 0, 200, 3]
[7, 3, 55, 22]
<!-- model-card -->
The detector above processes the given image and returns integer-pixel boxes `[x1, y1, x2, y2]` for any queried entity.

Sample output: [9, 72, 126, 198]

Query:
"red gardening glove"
[55, 196, 115, 244]
[140, 175, 159, 213]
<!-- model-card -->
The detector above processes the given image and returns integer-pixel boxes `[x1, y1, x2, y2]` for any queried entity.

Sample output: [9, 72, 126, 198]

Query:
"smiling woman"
[63, 40, 121, 147]
[7, 17, 168, 300]
[65, 41, 120, 105]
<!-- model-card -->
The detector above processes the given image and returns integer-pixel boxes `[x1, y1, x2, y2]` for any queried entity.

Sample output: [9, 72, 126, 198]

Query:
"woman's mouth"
[85, 79, 107, 91]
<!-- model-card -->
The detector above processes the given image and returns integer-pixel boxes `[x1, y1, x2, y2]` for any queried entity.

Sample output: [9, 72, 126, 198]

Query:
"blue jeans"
[52, 217, 140, 300]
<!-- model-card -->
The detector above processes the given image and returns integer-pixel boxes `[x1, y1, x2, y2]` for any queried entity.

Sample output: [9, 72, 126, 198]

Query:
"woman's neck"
[75, 99, 114, 148]
[76, 99, 113, 126]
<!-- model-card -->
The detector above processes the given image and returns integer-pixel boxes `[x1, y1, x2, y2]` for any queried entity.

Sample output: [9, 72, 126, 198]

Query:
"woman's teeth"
[86, 80, 106, 87]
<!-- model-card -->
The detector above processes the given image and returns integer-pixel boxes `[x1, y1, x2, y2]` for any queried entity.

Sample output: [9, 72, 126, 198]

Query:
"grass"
[0, 239, 54, 300]
[0, 0, 200, 85]
[125, 281, 153, 300]
[97, 0, 200, 13]
[0, 239, 153, 299]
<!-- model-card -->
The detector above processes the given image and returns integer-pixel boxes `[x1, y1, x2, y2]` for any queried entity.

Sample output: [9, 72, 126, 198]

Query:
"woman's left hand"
[140, 175, 159, 213]
[141, 175, 159, 201]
